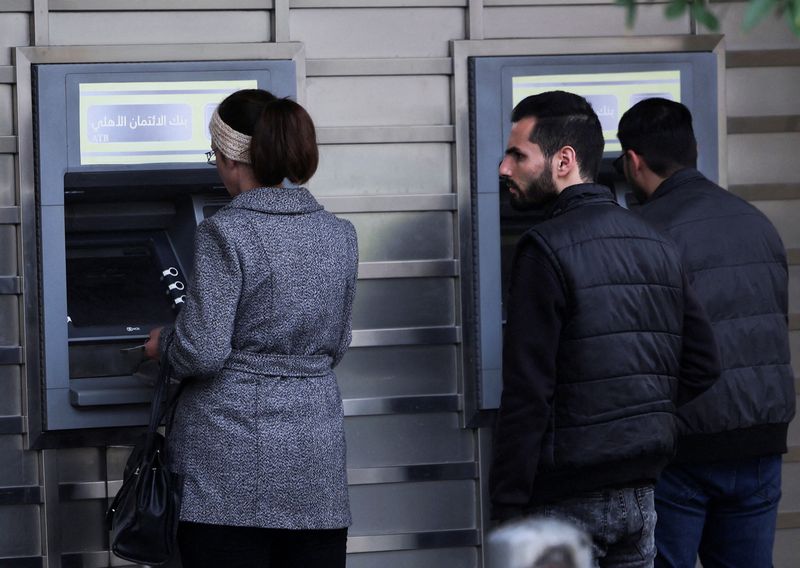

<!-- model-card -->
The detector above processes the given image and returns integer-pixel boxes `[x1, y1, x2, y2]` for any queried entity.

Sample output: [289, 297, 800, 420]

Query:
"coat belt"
[225, 350, 333, 378]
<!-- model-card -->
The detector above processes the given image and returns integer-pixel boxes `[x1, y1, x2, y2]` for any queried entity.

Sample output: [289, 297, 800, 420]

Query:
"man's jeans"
[654, 455, 782, 568]
[530, 486, 657, 567]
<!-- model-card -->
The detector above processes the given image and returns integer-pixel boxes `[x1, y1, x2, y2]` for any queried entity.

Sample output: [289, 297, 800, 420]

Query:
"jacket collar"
[545, 183, 616, 219]
[224, 186, 323, 215]
[649, 168, 705, 202]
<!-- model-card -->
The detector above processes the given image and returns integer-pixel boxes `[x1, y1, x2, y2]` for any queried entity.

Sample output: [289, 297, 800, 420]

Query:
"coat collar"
[545, 183, 616, 219]
[649, 168, 705, 202]
[224, 186, 323, 215]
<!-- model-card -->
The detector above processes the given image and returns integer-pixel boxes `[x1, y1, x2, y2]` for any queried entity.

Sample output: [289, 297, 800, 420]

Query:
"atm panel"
[31, 58, 298, 436]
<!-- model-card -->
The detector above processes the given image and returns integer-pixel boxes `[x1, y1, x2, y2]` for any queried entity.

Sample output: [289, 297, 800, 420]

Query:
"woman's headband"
[209, 108, 252, 164]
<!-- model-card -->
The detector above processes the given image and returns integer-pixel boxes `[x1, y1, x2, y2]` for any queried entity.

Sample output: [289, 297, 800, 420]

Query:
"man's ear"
[554, 146, 578, 178]
[626, 150, 646, 175]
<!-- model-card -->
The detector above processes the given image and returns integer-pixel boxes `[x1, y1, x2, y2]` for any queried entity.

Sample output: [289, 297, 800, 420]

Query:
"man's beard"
[506, 164, 559, 211]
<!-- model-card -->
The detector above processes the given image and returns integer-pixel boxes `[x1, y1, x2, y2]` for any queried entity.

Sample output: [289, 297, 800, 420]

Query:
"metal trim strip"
[328, 194, 455, 212]
[319, 193, 456, 213]
[0, 137, 18, 154]
[0, 485, 43, 505]
[58, 481, 106, 501]
[0, 347, 23, 365]
[351, 326, 461, 347]
[291, 0, 466, 7]
[347, 529, 480, 553]
[317, 125, 455, 145]
[49, 0, 274, 9]
[0, 207, 21, 224]
[0, 416, 25, 434]
[358, 260, 458, 279]
[728, 184, 800, 201]
[76, 462, 476, 501]
[308, 58, 453, 77]
[344, 394, 461, 416]
[348, 462, 477, 485]
[728, 115, 800, 135]
[727, 49, 800, 68]
[0, 67, 14, 84]
[0, 277, 22, 295]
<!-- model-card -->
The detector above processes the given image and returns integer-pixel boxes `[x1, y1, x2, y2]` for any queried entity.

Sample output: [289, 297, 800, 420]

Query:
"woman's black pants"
[177, 521, 348, 568]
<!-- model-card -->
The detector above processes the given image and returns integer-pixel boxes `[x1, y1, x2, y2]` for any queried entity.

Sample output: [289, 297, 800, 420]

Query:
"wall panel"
[751, 200, 800, 250]
[728, 133, 800, 186]
[484, 4, 689, 39]
[0, 434, 37, 485]
[49, 11, 271, 45]
[0, 367, 22, 416]
[312, 143, 452, 196]
[349, 480, 475, 532]
[342, 211, 454, 262]
[0, 85, 12, 135]
[344, 413, 474, 468]
[0, 155, 14, 206]
[779, 461, 800, 512]
[0, 227, 17, 274]
[337, 345, 458, 398]
[727, 67, 800, 117]
[290, 8, 465, 58]
[0, 505, 41, 556]
[352, 278, 455, 328]
[790, 267, 799, 315]
[307, 76, 451, 127]
[0, 13, 30, 65]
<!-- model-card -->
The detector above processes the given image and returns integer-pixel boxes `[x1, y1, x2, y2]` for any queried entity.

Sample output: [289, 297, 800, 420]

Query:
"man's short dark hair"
[511, 90, 605, 182]
[616, 98, 698, 177]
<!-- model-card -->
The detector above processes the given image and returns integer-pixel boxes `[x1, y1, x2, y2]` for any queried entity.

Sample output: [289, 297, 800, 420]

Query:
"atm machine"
[467, 49, 721, 411]
[29, 58, 297, 445]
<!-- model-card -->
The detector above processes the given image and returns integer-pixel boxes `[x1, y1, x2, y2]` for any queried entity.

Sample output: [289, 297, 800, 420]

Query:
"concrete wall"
[0, 1, 797, 566]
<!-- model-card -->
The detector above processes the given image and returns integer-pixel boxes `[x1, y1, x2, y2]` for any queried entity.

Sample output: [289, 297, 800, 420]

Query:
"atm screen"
[511, 70, 681, 154]
[66, 245, 175, 328]
[78, 79, 257, 166]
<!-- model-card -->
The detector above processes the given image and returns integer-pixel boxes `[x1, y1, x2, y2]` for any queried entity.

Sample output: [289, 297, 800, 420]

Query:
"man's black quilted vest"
[638, 169, 795, 462]
[526, 184, 685, 472]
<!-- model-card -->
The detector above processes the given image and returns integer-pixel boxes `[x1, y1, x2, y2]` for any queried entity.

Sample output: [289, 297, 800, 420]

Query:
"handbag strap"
[147, 333, 187, 435]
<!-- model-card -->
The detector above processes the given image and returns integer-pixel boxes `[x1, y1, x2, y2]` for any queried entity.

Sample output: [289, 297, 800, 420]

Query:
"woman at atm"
[144, 89, 358, 568]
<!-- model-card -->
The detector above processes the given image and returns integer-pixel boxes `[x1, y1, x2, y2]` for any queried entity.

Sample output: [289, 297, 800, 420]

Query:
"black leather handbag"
[106, 350, 185, 566]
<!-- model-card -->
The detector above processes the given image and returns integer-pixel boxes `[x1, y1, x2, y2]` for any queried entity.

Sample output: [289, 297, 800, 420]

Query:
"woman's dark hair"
[217, 89, 319, 186]
[616, 98, 697, 177]
[511, 90, 605, 182]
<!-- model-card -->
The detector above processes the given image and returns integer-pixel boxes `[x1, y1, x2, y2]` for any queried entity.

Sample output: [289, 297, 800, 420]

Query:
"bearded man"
[489, 90, 720, 568]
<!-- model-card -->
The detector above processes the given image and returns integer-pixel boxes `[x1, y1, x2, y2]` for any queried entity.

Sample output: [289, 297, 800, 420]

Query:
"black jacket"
[638, 168, 795, 463]
[490, 183, 720, 520]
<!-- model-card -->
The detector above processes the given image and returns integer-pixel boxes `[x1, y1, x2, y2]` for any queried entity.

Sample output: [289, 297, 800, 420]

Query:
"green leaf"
[665, 0, 689, 19]
[616, 0, 637, 28]
[792, 0, 800, 35]
[743, 0, 777, 31]
[692, 1, 720, 31]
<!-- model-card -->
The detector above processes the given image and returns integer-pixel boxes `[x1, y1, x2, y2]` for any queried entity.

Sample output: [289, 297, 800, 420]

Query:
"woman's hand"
[144, 327, 163, 360]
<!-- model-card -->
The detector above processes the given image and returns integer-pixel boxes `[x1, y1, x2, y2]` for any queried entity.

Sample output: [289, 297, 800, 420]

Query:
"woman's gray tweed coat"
[159, 186, 357, 530]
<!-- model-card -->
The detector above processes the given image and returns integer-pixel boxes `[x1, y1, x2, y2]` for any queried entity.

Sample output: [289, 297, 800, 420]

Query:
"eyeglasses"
[205, 150, 216, 165]
[612, 153, 625, 176]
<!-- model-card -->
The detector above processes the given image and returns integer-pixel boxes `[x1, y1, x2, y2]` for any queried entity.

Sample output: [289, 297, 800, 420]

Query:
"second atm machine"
[32, 59, 296, 441]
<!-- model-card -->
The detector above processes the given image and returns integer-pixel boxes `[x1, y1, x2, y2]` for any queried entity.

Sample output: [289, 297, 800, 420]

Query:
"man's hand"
[144, 327, 163, 360]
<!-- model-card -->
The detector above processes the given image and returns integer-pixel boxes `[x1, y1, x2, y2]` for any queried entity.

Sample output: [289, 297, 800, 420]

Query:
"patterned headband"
[209, 108, 252, 164]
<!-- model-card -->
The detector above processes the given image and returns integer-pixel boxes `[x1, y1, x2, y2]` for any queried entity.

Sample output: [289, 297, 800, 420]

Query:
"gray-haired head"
[487, 517, 593, 568]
